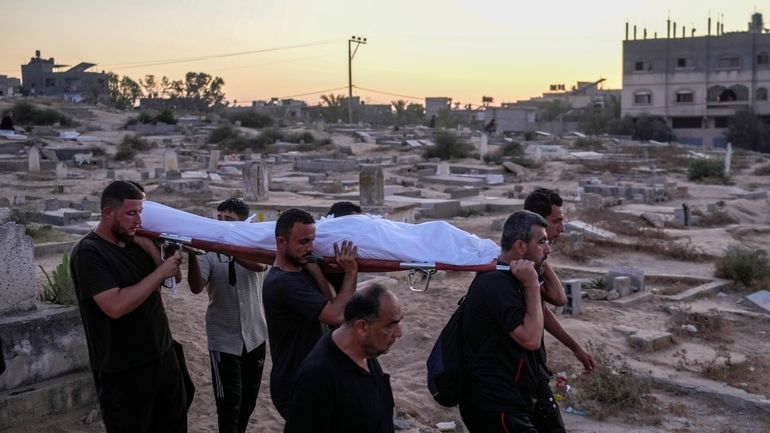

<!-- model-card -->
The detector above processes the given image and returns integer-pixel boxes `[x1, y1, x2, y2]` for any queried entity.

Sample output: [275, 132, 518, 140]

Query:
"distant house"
[622, 12, 770, 147]
[425, 97, 452, 117]
[0, 75, 21, 97]
[20, 50, 109, 102]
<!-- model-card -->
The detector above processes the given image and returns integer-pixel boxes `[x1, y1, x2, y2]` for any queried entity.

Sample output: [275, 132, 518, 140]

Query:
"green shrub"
[260, 127, 284, 144]
[39, 253, 77, 306]
[208, 124, 240, 144]
[688, 159, 726, 182]
[715, 245, 769, 288]
[137, 111, 154, 124]
[114, 134, 150, 161]
[224, 111, 273, 128]
[423, 130, 472, 160]
[155, 108, 177, 124]
[3, 101, 75, 126]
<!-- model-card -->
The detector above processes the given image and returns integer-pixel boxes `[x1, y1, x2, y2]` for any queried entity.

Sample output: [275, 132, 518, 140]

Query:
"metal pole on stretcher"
[137, 229, 511, 292]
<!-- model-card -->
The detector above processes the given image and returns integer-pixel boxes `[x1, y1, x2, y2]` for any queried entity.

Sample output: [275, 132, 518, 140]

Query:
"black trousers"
[459, 388, 565, 433]
[210, 343, 266, 433]
[97, 347, 188, 433]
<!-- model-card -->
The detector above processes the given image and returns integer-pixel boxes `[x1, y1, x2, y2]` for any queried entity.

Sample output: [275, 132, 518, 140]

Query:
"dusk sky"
[3, 1, 766, 107]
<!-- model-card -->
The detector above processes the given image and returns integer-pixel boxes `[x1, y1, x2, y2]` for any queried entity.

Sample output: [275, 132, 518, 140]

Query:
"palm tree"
[320, 94, 344, 107]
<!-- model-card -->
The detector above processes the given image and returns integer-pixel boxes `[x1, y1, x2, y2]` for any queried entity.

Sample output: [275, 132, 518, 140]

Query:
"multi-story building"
[21, 50, 109, 102]
[622, 13, 770, 147]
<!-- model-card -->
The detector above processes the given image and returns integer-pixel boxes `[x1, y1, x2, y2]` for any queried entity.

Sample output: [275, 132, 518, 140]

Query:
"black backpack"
[426, 295, 495, 407]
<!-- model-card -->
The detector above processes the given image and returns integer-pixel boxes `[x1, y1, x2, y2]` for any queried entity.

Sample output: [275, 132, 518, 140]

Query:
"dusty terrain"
[5, 101, 770, 432]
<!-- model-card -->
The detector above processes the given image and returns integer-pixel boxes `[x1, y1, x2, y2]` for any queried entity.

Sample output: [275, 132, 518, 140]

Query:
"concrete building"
[0, 75, 21, 97]
[484, 105, 538, 133]
[518, 79, 620, 110]
[622, 13, 770, 147]
[21, 50, 109, 103]
[425, 97, 452, 118]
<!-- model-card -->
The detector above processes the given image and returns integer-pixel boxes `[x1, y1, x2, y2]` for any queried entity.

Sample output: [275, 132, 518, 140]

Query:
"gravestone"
[163, 148, 179, 176]
[581, 192, 602, 210]
[724, 143, 732, 177]
[242, 160, 269, 201]
[55, 162, 68, 179]
[0, 223, 35, 315]
[208, 150, 221, 172]
[479, 134, 488, 161]
[562, 279, 583, 316]
[606, 266, 645, 292]
[28, 145, 40, 172]
[359, 165, 384, 206]
[436, 161, 450, 176]
[612, 276, 633, 297]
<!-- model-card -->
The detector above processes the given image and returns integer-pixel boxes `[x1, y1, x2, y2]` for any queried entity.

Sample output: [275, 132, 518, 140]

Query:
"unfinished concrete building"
[21, 50, 109, 103]
[622, 13, 770, 147]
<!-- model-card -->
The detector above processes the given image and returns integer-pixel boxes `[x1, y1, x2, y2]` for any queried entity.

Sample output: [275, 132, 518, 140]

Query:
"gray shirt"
[198, 252, 268, 355]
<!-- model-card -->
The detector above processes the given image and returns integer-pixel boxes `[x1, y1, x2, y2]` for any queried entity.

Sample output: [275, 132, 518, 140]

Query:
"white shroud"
[141, 201, 499, 266]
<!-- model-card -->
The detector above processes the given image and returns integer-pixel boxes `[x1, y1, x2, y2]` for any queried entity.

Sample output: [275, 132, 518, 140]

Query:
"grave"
[242, 161, 269, 201]
[562, 279, 583, 315]
[28, 145, 41, 172]
[0, 224, 95, 429]
[745, 290, 770, 314]
[360, 165, 384, 207]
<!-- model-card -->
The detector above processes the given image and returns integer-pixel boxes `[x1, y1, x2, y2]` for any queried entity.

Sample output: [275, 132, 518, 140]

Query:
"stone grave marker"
[360, 165, 384, 206]
[28, 145, 40, 172]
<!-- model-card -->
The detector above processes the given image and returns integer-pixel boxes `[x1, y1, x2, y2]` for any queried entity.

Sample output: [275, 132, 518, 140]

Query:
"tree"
[537, 100, 572, 122]
[320, 94, 345, 123]
[726, 110, 770, 153]
[108, 73, 142, 110]
[182, 72, 226, 106]
[578, 97, 621, 135]
[320, 94, 344, 107]
[139, 74, 159, 98]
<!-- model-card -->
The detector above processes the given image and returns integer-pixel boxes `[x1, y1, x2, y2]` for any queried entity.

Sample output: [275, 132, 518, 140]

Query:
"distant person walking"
[284, 283, 403, 433]
[262, 208, 359, 418]
[70, 180, 188, 433]
[187, 198, 269, 433]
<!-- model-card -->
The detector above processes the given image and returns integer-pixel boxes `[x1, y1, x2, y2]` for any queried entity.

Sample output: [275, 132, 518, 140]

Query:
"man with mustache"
[458, 210, 553, 433]
[70, 180, 187, 433]
[524, 188, 596, 433]
[284, 284, 403, 433]
[262, 208, 359, 418]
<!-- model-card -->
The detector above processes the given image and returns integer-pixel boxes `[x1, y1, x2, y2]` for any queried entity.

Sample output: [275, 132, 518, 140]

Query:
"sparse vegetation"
[222, 110, 274, 128]
[423, 130, 472, 160]
[667, 305, 725, 341]
[565, 342, 658, 423]
[39, 253, 77, 306]
[126, 108, 178, 126]
[753, 163, 770, 175]
[715, 245, 770, 288]
[115, 134, 152, 161]
[688, 159, 727, 183]
[2, 101, 76, 126]
[573, 137, 605, 151]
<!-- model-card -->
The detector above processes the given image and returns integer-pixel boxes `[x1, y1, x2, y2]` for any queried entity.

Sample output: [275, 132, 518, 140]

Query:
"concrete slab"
[745, 290, 770, 314]
[609, 291, 654, 308]
[661, 279, 732, 302]
[628, 330, 675, 352]
[419, 175, 485, 187]
[566, 220, 618, 241]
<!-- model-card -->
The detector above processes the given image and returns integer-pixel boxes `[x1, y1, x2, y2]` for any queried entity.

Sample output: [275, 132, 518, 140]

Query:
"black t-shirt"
[262, 266, 328, 413]
[70, 232, 172, 373]
[460, 268, 540, 411]
[284, 333, 395, 433]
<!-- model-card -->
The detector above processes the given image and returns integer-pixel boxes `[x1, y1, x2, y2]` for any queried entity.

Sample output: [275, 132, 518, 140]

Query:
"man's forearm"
[543, 305, 579, 351]
[540, 262, 567, 306]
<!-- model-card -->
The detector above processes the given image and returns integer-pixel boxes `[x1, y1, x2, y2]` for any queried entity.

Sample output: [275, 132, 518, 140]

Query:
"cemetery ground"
[3, 99, 770, 432]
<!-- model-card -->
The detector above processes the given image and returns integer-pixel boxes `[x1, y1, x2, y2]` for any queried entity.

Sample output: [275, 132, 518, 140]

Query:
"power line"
[241, 85, 348, 102]
[102, 40, 338, 70]
[354, 85, 423, 101]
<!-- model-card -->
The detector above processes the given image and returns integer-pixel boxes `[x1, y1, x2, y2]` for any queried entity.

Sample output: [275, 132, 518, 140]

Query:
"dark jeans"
[459, 387, 566, 433]
[97, 347, 188, 433]
[210, 343, 266, 433]
[460, 403, 539, 433]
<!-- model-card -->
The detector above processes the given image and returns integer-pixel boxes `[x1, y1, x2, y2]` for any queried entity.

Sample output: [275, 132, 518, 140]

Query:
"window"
[45, 78, 56, 87]
[634, 91, 652, 105]
[757, 87, 768, 101]
[758, 52, 769, 65]
[634, 59, 651, 72]
[729, 85, 749, 101]
[671, 117, 703, 129]
[717, 55, 740, 69]
[675, 91, 694, 103]
[676, 57, 694, 69]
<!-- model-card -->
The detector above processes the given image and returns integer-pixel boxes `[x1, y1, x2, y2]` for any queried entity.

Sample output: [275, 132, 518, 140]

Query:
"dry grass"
[666, 305, 726, 342]
[752, 163, 770, 176]
[565, 342, 660, 424]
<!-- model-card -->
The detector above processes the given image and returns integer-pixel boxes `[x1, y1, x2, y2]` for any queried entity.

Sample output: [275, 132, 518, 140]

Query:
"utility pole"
[348, 35, 367, 124]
